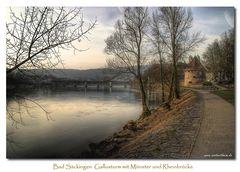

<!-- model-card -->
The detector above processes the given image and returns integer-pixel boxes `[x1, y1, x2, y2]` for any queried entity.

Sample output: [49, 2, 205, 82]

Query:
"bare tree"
[105, 7, 151, 118]
[219, 29, 234, 82]
[156, 7, 204, 102]
[203, 29, 234, 82]
[203, 40, 221, 80]
[6, 7, 96, 127]
[6, 7, 96, 74]
[149, 11, 167, 103]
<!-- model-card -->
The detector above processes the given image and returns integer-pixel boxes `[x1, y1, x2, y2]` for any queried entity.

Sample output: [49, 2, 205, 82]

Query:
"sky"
[7, 7, 235, 69]
[191, 7, 234, 57]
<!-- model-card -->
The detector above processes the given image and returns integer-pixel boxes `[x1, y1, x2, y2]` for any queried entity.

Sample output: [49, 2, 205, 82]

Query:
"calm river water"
[7, 88, 148, 158]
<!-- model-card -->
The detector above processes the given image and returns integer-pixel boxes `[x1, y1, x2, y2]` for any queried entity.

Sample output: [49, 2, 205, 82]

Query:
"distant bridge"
[41, 80, 129, 89]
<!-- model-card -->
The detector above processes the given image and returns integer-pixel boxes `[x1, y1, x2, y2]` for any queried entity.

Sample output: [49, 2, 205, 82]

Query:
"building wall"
[184, 70, 205, 86]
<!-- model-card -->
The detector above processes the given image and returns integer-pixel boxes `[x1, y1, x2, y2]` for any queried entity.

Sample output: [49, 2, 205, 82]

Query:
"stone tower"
[184, 56, 206, 86]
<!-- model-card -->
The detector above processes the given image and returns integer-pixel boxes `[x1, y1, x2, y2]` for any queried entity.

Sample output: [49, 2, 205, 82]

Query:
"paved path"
[190, 90, 235, 159]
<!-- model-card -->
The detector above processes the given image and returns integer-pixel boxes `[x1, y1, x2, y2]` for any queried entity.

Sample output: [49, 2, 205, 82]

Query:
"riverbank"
[85, 90, 203, 159]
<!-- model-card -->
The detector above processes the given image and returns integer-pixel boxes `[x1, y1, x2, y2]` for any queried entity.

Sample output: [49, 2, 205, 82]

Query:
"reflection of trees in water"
[7, 94, 54, 156]
[7, 94, 53, 127]
[6, 6, 96, 157]
[7, 132, 24, 157]
[6, 5, 95, 129]
[132, 90, 163, 109]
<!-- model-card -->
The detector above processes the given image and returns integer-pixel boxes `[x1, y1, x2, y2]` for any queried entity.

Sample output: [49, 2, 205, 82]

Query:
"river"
[7, 88, 160, 158]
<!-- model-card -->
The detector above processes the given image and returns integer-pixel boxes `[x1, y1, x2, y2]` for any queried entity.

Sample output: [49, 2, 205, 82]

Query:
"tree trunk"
[158, 48, 165, 103]
[136, 26, 150, 118]
[138, 76, 151, 118]
[173, 57, 180, 99]
[161, 69, 165, 103]
[171, 37, 180, 99]
[171, 9, 180, 99]
[166, 71, 174, 109]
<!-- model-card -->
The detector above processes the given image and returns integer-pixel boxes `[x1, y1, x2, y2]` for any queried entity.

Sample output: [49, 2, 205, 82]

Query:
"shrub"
[202, 81, 213, 86]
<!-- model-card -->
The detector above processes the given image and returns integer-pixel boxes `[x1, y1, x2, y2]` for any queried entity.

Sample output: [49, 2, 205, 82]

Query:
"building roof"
[185, 56, 207, 71]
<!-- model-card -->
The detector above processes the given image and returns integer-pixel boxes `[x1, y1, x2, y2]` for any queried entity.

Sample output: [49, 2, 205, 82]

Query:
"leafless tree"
[203, 40, 221, 80]
[203, 29, 234, 82]
[6, 7, 96, 74]
[105, 7, 151, 118]
[149, 11, 167, 103]
[6, 7, 96, 128]
[156, 7, 205, 103]
[220, 29, 235, 81]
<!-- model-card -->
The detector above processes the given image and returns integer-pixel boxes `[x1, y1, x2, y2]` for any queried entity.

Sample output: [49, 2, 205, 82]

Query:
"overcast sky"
[7, 7, 235, 69]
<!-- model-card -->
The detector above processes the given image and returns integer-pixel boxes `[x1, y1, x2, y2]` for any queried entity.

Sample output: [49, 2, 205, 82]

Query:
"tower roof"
[186, 56, 207, 71]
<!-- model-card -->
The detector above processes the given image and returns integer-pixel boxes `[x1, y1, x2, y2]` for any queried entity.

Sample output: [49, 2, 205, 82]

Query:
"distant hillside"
[36, 68, 111, 80]
[7, 68, 132, 81]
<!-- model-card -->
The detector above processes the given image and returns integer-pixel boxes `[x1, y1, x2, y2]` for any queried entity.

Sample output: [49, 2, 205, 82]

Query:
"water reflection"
[7, 88, 145, 158]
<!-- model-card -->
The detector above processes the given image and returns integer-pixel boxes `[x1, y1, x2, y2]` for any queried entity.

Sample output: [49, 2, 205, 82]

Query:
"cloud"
[82, 7, 122, 26]
[59, 7, 236, 69]
[224, 10, 234, 28]
[191, 7, 234, 35]
[6, 7, 235, 69]
[60, 22, 115, 69]
[189, 7, 234, 57]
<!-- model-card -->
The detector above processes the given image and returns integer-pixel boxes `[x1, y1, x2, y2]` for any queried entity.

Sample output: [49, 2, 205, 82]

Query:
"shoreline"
[84, 90, 203, 159]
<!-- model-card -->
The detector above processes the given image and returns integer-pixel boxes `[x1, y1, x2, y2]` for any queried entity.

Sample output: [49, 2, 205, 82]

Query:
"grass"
[211, 89, 235, 105]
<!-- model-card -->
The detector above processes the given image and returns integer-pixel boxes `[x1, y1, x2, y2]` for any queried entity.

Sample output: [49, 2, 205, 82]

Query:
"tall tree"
[6, 7, 96, 74]
[105, 7, 151, 118]
[156, 7, 204, 102]
[220, 29, 235, 81]
[203, 40, 222, 80]
[150, 12, 167, 102]
[203, 29, 234, 82]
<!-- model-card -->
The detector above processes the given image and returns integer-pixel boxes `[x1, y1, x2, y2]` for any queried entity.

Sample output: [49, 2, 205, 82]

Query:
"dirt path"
[190, 90, 235, 159]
